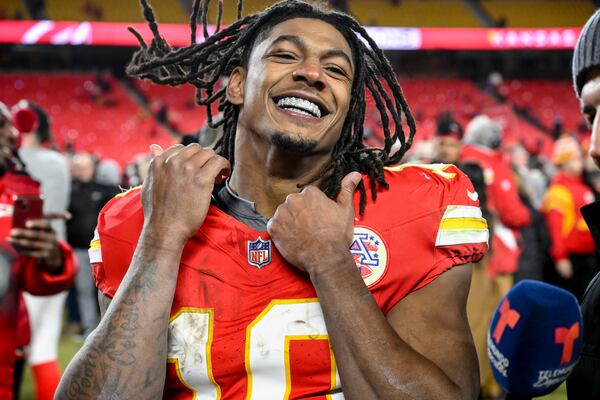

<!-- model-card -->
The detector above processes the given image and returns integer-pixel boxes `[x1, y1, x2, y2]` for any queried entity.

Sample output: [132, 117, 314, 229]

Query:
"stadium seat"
[0, 73, 175, 166]
[133, 80, 209, 135]
[0, 0, 27, 20]
[499, 80, 586, 135]
[45, 0, 188, 23]
[481, 0, 595, 27]
[349, 0, 480, 27]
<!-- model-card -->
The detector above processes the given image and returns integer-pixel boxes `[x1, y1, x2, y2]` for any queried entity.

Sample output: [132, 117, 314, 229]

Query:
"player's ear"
[227, 67, 246, 106]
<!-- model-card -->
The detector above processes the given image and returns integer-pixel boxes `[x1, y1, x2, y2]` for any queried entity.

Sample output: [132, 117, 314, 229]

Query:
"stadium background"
[1, 0, 598, 399]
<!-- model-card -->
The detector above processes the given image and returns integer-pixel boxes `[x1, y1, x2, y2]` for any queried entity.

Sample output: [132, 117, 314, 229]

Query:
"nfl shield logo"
[247, 237, 272, 268]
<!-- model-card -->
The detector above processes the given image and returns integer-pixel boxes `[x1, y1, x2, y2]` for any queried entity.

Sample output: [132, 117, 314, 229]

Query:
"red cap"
[11, 104, 38, 134]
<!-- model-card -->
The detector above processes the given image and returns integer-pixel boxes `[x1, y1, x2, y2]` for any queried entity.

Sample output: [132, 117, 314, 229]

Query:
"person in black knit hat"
[567, 9, 600, 400]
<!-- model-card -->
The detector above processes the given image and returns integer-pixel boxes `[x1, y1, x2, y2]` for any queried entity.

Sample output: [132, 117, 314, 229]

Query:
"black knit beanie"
[573, 10, 600, 97]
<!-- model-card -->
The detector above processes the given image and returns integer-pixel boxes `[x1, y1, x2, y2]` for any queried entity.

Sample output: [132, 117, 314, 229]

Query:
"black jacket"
[67, 180, 119, 249]
[566, 201, 600, 399]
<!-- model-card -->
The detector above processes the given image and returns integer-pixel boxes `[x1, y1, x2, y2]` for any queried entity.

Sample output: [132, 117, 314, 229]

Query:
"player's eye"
[325, 65, 344, 75]
[272, 52, 297, 60]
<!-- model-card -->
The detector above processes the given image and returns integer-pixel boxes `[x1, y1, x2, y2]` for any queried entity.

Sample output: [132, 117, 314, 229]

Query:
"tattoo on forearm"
[61, 254, 178, 399]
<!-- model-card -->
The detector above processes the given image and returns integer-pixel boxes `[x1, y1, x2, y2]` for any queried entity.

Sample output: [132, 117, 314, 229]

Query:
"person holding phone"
[0, 101, 76, 400]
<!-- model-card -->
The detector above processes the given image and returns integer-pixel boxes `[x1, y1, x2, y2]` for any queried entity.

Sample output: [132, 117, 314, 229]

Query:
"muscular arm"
[312, 261, 478, 400]
[56, 237, 183, 399]
[98, 289, 111, 319]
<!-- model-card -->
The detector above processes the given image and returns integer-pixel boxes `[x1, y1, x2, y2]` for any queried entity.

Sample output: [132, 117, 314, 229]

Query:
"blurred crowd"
[409, 111, 599, 398]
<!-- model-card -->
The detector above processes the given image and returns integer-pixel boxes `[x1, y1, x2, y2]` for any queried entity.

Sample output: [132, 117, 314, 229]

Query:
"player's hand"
[267, 172, 362, 275]
[555, 259, 574, 279]
[8, 212, 69, 272]
[141, 143, 231, 247]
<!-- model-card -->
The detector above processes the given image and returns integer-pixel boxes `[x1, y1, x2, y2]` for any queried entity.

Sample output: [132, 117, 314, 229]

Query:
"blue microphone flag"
[487, 280, 583, 397]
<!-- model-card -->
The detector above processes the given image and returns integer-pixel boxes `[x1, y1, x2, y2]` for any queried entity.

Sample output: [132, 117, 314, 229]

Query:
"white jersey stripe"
[89, 248, 102, 263]
[442, 205, 482, 219]
[436, 228, 489, 247]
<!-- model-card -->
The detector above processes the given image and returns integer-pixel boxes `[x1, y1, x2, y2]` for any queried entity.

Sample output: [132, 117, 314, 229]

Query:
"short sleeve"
[369, 165, 489, 314]
[418, 168, 489, 290]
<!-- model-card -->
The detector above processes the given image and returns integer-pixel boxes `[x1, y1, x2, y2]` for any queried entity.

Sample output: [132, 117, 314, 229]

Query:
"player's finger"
[150, 144, 164, 157]
[336, 171, 362, 207]
[193, 153, 231, 184]
[154, 144, 183, 164]
[178, 143, 207, 161]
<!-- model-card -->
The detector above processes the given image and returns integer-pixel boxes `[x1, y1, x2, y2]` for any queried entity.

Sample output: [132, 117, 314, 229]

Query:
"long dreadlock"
[126, 0, 416, 214]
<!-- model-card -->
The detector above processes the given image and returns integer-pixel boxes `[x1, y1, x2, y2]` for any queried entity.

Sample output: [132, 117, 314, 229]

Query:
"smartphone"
[12, 195, 44, 229]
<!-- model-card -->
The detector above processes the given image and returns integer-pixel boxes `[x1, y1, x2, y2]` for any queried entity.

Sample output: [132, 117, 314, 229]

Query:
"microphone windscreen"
[487, 280, 583, 397]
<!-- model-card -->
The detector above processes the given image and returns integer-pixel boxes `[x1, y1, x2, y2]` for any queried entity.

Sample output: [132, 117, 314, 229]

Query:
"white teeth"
[276, 96, 322, 118]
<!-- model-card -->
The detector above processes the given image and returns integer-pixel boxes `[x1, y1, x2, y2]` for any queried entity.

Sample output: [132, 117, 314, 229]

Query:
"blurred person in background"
[0, 101, 76, 400]
[460, 115, 531, 399]
[541, 134, 596, 301]
[95, 158, 122, 187]
[508, 144, 551, 283]
[431, 113, 498, 400]
[124, 153, 152, 187]
[432, 112, 464, 165]
[567, 9, 600, 398]
[16, 102, 72, 400]
[67, 153, 119, 338]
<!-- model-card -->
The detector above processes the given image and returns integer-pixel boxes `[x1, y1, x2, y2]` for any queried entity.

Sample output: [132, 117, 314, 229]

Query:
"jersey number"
[167, 299, 341, 399]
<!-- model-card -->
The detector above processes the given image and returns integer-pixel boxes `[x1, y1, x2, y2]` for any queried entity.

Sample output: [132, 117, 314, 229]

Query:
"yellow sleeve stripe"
[439, 217, 488, 231]
[384, 163, 457, 180]
[89, 239, 101, 250]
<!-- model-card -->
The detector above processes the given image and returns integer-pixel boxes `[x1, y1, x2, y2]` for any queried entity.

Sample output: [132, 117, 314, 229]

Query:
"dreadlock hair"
[126, 0, 416, 214]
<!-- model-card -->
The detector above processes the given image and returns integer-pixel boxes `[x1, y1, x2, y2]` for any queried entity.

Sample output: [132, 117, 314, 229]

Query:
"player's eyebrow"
[269, 34, 353, 68]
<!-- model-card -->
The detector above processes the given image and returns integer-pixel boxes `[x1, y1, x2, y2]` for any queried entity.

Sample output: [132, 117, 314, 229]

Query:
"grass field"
[19, 334, 568, 400]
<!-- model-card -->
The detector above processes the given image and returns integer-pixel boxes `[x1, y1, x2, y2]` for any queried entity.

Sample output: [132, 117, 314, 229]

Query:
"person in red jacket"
[0, 102, 77, 400]
[461, 116, 531, 275]
[542, 134, 596, 301]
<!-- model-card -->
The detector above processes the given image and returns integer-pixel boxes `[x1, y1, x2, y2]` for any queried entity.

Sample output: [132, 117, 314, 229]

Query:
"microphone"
[487, 280, 583, 399]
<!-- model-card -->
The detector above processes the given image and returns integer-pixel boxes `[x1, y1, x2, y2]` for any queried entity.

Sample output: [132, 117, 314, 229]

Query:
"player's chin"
[271, 132, 318, 154]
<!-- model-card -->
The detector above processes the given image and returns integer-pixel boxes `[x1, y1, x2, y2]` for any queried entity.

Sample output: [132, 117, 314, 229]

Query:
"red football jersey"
[91, 164, 488, 399]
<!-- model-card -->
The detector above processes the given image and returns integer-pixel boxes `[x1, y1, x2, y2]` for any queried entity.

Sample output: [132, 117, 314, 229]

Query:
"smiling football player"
[58, 1, 488, 399]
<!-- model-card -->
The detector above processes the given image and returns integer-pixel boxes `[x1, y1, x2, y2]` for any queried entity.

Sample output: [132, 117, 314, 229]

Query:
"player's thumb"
[337, 171, 362, 207]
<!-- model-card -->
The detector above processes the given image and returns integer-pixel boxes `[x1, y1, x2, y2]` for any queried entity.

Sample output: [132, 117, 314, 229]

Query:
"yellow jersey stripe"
[440, 217, 488, 231]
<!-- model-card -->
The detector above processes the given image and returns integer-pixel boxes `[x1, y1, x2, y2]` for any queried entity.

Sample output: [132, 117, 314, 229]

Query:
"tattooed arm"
[56, 144, 230, 399]
[57, 241, 183, 399]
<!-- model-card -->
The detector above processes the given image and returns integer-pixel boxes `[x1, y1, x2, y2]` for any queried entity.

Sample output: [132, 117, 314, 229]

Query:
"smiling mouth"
[273, 96, 329, 119]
